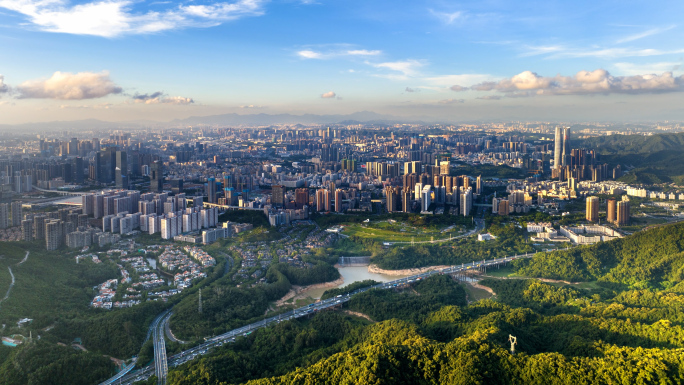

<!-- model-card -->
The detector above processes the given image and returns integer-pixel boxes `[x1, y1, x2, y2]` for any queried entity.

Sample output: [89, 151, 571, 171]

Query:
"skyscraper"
[207, 177, 217, 204]
[98, 147, 117, 183]
[150, 161, 164, 193]
[72, 157, 84, 184]
[554, 126, 562, 170]
[316, 189, 327, 212]
[402, 188, 412, 213]
[45, 220, 62, 251]
[0, 203, 8, 229]
[271, 185, 285, 207]
[562, 127, 570, 167]
[295, 188, 309, 209]
[460, 187, 473, 216]
[335, 189, 344, 212]
[617, 201, 630, 226]
[11, 201, 22, 227]
[476, 175, 482, 195]
[607, 199, 617, 223]
[115, 150, 128, 189]
[385, 186, 399, 213]
[421, 185, 432, 212]
[586, 196, 599, 222]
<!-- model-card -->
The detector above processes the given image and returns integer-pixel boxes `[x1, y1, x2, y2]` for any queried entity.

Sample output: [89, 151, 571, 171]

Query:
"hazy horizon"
[1, 0, 684, 124]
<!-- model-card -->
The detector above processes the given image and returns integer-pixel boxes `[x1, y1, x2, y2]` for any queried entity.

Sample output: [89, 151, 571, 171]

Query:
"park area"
[341, 219, 473, 243]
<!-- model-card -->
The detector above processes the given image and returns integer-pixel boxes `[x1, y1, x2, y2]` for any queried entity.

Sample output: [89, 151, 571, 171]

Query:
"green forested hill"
[578, 133, 684, 184]
[579, 132, 684, 154]
[515, 221, 684, 286]
[163, 260, 684, 385]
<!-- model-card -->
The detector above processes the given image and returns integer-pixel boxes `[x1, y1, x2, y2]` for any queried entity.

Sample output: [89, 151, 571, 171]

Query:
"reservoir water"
[304, 265, 411, 299]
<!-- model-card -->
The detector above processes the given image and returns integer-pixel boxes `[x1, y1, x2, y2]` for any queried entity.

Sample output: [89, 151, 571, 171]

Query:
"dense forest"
[162, 269, 684, 385]
[0, 341, 114, 385]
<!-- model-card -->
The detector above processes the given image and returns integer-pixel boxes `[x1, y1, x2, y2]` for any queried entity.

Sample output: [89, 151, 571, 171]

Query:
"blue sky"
[1, 0, 684, 124]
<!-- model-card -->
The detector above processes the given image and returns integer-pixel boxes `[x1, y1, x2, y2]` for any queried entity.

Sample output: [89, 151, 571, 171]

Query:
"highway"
[153, 311, 170, 385]
[99, 310, 170, 385]
[104, 252, 532, 385]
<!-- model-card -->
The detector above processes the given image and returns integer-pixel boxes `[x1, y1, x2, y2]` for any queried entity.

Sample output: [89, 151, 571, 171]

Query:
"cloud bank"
[0, 0, 265, 37]
[0, 75, 8, 94]
[17, 71, 122, 99]
[133, 92, 194, 105]
[451, 69, 684, 96]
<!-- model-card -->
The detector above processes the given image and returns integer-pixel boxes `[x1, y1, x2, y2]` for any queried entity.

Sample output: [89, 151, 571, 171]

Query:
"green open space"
[481, 265, 520, 278]
[342, 220, 470, 243]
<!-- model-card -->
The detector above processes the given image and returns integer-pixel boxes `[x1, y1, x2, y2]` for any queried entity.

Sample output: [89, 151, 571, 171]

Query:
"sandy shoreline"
[275, 276, 345, 306]
[367, 264, 451, 276]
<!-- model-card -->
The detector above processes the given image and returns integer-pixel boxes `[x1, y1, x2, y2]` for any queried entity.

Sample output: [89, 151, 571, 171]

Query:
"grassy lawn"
[342, 221, 464, 243]
[482, 265, 520, 278]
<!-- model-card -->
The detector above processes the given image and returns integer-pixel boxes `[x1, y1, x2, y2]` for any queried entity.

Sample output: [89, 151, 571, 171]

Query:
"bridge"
[201, 202, 264, 211]
[31, 186, 89, 196]
[103, 252, 534, 385]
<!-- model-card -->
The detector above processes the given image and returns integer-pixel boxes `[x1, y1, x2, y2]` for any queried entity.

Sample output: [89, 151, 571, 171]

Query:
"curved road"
[163, 312, 186, 344]
[104, 252, 533, 385]
[0, 251, 29, 311]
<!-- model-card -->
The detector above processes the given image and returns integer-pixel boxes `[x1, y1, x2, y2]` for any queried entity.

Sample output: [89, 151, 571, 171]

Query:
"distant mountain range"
[0, 111, 433, 132]
[171, 111, 413, 126]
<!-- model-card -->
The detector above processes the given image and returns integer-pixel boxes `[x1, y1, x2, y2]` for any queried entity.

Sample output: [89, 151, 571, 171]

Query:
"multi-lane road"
[153, 312, 170, 384]
[100, 310, 170, 385]
[102, 253, 532, 385]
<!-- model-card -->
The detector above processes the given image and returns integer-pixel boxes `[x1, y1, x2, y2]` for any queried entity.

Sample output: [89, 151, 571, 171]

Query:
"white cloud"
[617, 25, 676, 44]
[0, 75, 8, 94]
[161, 96, 194, 105]
[0, 0, 265, 37]
[476, 95, 501, 100]
[321, 91, 336, 99]
[561, 47, 684, 59]
[429, 9, 463, 24]
[17, 71, 122, 99]
[449, 85, 467, 91]
[455, 69, 684, 96]
[519, 45, 565, 57]
[239, 104, 266, 108]
[297, 47, 382, 60]
[297, 50, 323, 59]
[346, 49, 381, 56]
[405, 87, 418, 93]
[370, 60, 424, 80]
[133, 91, 194, 104]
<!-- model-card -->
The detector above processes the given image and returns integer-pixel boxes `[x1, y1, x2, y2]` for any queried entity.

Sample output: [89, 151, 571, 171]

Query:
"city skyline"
[1, 0, 684, 124]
